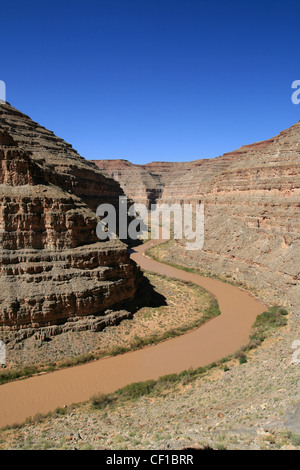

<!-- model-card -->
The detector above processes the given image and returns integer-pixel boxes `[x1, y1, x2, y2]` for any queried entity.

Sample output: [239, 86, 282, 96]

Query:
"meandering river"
[0, 240, 267, 428]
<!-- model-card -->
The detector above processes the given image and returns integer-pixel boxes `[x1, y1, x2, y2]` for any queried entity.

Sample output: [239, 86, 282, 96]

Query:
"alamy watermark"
[96, 197, 204, 251]
[1, 79, 299, 105]
[0, 80, 6, 103]
[291, 80, 300, 105]
[291, 340, 300, 365]
[0, 340, 6, 367]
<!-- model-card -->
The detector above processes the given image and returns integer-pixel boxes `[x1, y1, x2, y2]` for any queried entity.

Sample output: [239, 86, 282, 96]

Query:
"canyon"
[1, 101, 298, 341]
[93, 122, 300, 315]
[0, 237, 267, 428]
[0, 104, 299, 446]
[0, 102, 142, 337]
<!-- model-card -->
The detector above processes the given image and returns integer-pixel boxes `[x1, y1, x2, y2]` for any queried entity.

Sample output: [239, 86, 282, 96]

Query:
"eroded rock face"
[0, 103, 141, 332]
[91, 159, 194, 208]
[0, 104, 124, 212]
[94, 123, 300, 313]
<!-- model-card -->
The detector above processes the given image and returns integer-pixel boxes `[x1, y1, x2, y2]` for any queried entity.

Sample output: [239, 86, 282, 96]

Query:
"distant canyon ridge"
[92, 122, 300, 315]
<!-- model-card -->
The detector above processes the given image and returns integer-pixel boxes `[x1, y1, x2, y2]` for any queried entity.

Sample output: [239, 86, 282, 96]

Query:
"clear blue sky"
[1, 0, 300, 164]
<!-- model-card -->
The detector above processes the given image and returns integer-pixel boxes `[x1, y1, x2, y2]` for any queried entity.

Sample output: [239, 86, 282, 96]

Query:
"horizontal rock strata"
[93, 123, 300, 313]
[0, 103, 141, 335]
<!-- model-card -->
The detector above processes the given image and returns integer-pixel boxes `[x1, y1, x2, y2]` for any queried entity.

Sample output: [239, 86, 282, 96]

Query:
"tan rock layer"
[0, 104, 127, 212]
[0, 104, 142, 331]
[94, 122, 300, 314]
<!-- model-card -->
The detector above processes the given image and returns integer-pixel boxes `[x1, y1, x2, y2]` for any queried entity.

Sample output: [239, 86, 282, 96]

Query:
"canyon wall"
[93, 123, 300, 313]
[0, 103, 141, 333]
[92, 159, 194, 208]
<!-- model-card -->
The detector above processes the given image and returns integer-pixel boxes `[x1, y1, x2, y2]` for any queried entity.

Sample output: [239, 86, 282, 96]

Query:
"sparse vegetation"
[0, 245, 294, 450]
[0, 365, 41, 385]
[0, 272, 220, 386]
[86, 304, 290, 412]
[250, 305, 288, 344]
[239, 355, 247, 364]
[145, 241, 264, 295]
[291, 433, 300, 447]
[91, 392, 113, 409]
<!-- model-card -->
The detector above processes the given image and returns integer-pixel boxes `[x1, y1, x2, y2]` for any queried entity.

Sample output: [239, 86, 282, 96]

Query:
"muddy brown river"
[0, 240, 267, 428]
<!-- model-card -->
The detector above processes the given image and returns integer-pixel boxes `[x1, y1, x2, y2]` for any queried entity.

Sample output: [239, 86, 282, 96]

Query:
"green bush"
[114, 380, 156, 400]
[253, 305, 288, 329]
[91, 392, 111, 409]
[239, 355, 247, 364]
[0, 365, 39, 385]
[291, 433, 300, 446]
[251, 306, 288, 344]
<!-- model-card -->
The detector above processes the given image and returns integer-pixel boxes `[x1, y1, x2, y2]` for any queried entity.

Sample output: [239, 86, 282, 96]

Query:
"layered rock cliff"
[0, 103, 127, 212]
[0, 103, 141, 333]
[93, 123, 300, 313]
[92, 159, 194, 208]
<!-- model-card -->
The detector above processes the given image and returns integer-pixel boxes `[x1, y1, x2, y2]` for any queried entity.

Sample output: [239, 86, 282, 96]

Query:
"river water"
[0, 240, 266, 428]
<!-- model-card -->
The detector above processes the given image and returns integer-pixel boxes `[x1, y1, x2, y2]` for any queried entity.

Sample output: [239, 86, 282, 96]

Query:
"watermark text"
[291, 80, 300, 105]
[96, 197, 204, 251]
[0, 80, 6, 103]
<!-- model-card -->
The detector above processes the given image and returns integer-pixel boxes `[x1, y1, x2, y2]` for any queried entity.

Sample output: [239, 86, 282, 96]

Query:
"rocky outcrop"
[0, 103, 141, 334]
[94, 123, 300, 314]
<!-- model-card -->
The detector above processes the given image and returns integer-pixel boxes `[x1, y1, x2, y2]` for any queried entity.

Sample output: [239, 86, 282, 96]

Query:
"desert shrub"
[251, 305, 288, 343]
[291, 433, 300, 446]
[109, 345, 128, 356]
[239, 355, 247, 364]
[157, 373, 178, 384]
[0, 365, 39, 385]
[114, 380, 156, 400]
[91, 392, 111, 409]
[234, 349, 246, 360]
[253, 305, 288, 328]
